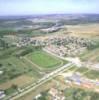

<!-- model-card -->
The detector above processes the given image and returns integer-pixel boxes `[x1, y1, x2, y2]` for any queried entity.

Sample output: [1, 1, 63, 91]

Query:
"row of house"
[45, 44, 86, 57]
[15, 35, 93, 49]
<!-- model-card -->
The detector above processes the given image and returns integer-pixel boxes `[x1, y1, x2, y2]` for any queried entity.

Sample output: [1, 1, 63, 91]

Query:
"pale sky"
[0, 0, 99, 16]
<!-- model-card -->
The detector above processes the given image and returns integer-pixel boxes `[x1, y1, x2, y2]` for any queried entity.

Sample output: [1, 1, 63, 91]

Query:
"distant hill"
[0, 14, 99, 35]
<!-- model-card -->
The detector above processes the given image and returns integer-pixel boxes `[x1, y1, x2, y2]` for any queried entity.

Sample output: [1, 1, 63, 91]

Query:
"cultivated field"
[18, 80, 56, 100]
[0, 75, 33, 90]
[80, 47, 99, 62]
[65, 24, 99, 37]
[67, 66, 99, 80]
[0, 47, 41, 95]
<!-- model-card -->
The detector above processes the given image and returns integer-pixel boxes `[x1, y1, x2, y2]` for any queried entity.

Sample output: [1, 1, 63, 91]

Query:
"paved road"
[5, 62, 73, 100]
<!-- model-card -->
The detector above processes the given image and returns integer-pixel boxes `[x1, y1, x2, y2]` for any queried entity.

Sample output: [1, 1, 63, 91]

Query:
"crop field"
[67, 66, 99, 80]
[18, 80, 56, 100]
[0, 47, 43, 93]
[0, 56, 41, 89]
[80, 47, 99, 62]
[0, 75, 33, 90]
[26, 50, 63, 69]
[66, 24, 99, 37]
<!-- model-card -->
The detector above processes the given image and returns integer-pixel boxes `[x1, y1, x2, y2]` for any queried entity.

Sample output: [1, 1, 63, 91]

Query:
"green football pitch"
[26, 50, 63, 69]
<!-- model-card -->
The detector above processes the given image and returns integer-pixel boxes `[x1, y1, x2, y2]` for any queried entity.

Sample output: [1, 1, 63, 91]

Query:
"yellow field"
[65, 24, 99, 37]
[0, 75, 34, 90]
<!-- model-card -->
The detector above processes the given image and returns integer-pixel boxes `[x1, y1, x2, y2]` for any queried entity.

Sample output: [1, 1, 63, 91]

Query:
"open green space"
[85, 69, 99, 79]
[26, 50, 63, 69]
[0, 47, 42, 85]
[73, 67, 99, 79]
[0, 56, 40, 84]
[80, 44, 99, 62]
[0, 47, 43, 96]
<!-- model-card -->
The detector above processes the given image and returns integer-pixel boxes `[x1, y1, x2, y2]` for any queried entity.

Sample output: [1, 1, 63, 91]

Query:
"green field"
[0, 56, 41, 83]
[80, 42, 99, 62]
[69, 66, 99, 80]
[0, 47, 42, 91]
[26, 50, 63, 69]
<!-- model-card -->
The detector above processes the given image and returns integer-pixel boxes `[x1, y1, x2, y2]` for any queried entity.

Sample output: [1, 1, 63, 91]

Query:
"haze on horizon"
[0, 0, 99, 16]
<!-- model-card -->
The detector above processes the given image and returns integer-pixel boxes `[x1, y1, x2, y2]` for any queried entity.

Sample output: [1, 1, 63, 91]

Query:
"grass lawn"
[26, 50, 63, 69]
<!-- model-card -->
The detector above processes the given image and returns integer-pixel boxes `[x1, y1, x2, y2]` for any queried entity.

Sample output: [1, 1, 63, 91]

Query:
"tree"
[0, 63, 2, 67]
[11, 84, 18, 90]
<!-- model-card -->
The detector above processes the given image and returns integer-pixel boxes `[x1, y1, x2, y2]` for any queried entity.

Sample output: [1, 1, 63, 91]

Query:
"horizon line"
[0, 13, 99, 17]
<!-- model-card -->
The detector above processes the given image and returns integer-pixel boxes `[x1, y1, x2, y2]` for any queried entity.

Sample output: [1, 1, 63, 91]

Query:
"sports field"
[26, 50, 63, 69]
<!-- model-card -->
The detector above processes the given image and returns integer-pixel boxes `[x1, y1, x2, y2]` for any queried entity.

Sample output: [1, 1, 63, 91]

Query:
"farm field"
[0, 56, 41, 83]
[80, 47, 99, 62]
[0, 75, 33, 90]
[26, 50, 63, 69]
[0, 47, 43, 95]
[18, 80, 56, 100]
[67, 66, 99, 80]
[0, 56, 41, 95]
[65, 24, 99, 37]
